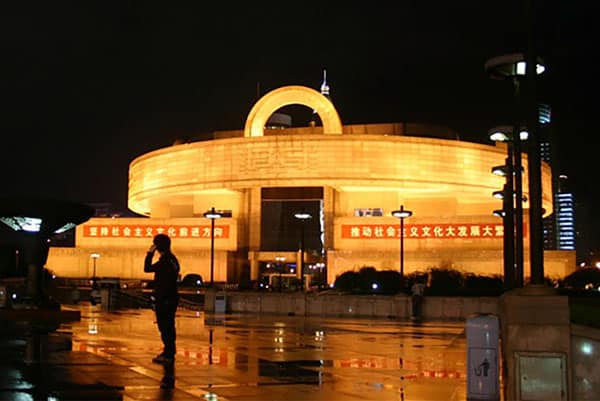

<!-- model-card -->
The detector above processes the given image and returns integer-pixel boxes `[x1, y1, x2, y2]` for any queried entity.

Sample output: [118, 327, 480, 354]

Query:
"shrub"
[463, 273, 504, 296]
[334, 267, 402, 294]
[559, 268, 600, 289]
[427, 267, 464, 295]
[376, 270, 403, 294]
[334, 264, 511, 296]
[334, 271, 361, 293]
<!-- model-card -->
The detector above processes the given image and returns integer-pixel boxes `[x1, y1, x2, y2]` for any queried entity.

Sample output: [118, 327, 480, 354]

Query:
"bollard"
[100, 288, 112, 310]
[466, 314, 499, 401]
[214, 292, 226, 314]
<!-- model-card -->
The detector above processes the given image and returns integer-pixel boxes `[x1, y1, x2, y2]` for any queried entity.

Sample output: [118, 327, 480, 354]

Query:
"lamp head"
[204, 207, 223, 219]
[294, 212, 312, 220]
[493, 210, 506, 218]
[391, 208, 412, 219]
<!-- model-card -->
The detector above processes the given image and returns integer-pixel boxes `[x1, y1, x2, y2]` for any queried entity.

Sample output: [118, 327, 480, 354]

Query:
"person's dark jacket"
[144, 251, 180, 302]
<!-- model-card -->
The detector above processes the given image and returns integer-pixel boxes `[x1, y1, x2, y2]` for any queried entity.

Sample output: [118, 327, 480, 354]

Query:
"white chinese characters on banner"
[341, 224, 507, 239]
[83, 224, 230, 239]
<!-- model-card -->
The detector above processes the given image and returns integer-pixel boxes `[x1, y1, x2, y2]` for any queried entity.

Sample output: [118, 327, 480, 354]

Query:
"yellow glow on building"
[48, 85, 572, 284]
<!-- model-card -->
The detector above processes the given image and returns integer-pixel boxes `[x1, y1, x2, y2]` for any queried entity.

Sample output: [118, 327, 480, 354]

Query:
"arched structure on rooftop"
[244, 85, 342, 137]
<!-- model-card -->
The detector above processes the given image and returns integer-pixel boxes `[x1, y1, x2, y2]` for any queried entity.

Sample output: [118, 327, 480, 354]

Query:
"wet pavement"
[1, 304, 470, 400]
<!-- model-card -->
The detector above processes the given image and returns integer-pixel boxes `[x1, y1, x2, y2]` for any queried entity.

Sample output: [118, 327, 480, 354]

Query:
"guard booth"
[466, 314, 500, 401]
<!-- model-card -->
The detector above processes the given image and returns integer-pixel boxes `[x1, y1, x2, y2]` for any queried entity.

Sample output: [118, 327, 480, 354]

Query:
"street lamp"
[489, 124, 529, 288]
[203, 207, 222, 287]
[294, 211, 312, 292]
[484, 53, 545, 80]
[275, 256, 285, 292]
[90, 253, 100, 283]
[391, 205, 413, 278]
[486, 52, 546, 286]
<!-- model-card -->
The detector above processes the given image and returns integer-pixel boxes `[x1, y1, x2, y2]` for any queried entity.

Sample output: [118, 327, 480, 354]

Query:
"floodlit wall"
[47, 217, 236, 281]
[128, 132, 553, 217]
[47, 119, 565, 283]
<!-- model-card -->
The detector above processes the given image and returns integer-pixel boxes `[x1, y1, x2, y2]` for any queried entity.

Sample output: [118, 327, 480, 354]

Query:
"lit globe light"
[519, 130, 529, 140]
[391, 208, 412, 219]
[203, 207, 223, 219]
[493, 210, 506, 218]
[516, 61, 546, 76]
[484, 53, 546, 80]
[489, 131, 510, 142]
[371, 282, 379, 290]
[488, 126, 529, 142]
[493, 191, 528, 202]
[596, 261, 600, 269]
[581, 342, 594, 355]
[491, 165, 508, 177]
[491, 165, 524, 176]
[294, 212, 312, 220]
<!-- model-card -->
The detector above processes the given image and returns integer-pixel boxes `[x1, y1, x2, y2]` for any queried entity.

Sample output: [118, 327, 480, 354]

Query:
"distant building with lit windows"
[556, 175, 576, 251]
[539, 103, 559, 251]
[537, 103, 577, 253]
[46, 86, 575, 285]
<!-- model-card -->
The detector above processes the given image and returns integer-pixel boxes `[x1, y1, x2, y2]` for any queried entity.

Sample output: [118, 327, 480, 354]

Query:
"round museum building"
[47, 85, 574, 287]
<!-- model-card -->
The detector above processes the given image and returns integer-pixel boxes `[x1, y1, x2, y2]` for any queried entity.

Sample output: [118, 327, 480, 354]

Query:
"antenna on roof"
[310, 68, 332, 127]
[320, 69, 330, 97]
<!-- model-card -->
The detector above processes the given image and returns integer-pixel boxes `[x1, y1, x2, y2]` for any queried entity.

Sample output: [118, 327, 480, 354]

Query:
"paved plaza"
[1, 303, 471, 400]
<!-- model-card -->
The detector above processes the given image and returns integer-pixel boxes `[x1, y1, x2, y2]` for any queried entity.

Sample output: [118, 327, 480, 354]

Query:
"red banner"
[82, 224, 230, 239]
[341, 223, 510, 239]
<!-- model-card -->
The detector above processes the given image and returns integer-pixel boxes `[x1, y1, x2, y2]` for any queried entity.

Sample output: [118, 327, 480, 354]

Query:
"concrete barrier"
[223, 292, 499, 319]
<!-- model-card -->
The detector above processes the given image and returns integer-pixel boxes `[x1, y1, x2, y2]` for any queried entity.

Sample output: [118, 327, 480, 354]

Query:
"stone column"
[248, 187, 262, 281]
[499, 286, 571, 401]
[322, 186, 336, 252]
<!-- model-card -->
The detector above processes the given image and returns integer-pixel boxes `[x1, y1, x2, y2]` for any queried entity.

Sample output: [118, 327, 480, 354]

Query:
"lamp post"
[203, 207, 222, 287]
[275, 256, 285, 292]
[490, 125, 528, 288]
[391, 205, 413, 279]
[485, 52, 546, 285]
[294, 211, 312, 292]
[90, 253, 100, 283]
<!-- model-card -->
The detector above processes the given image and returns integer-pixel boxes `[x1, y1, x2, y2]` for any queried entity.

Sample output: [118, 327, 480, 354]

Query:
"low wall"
[224, 292, 499, 319]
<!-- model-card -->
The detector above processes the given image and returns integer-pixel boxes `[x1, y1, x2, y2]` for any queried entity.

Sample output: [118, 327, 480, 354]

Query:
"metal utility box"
[466, 314, 500, 401]
[516, 352, 567, 401]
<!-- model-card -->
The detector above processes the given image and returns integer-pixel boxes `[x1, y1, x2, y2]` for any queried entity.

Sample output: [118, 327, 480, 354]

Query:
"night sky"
[1, 2, 598, 257]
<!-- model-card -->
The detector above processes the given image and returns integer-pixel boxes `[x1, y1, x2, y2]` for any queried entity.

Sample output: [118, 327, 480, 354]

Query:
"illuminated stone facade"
[47, 86, 574, 283]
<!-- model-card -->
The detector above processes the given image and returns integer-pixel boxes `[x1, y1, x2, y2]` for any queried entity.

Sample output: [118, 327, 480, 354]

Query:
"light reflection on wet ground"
[61, 304, 468, 400]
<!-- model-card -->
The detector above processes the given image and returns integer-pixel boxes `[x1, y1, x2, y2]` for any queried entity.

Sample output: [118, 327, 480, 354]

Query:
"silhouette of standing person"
[411, 277, 426, 320]
[145, 234, 180, 372]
